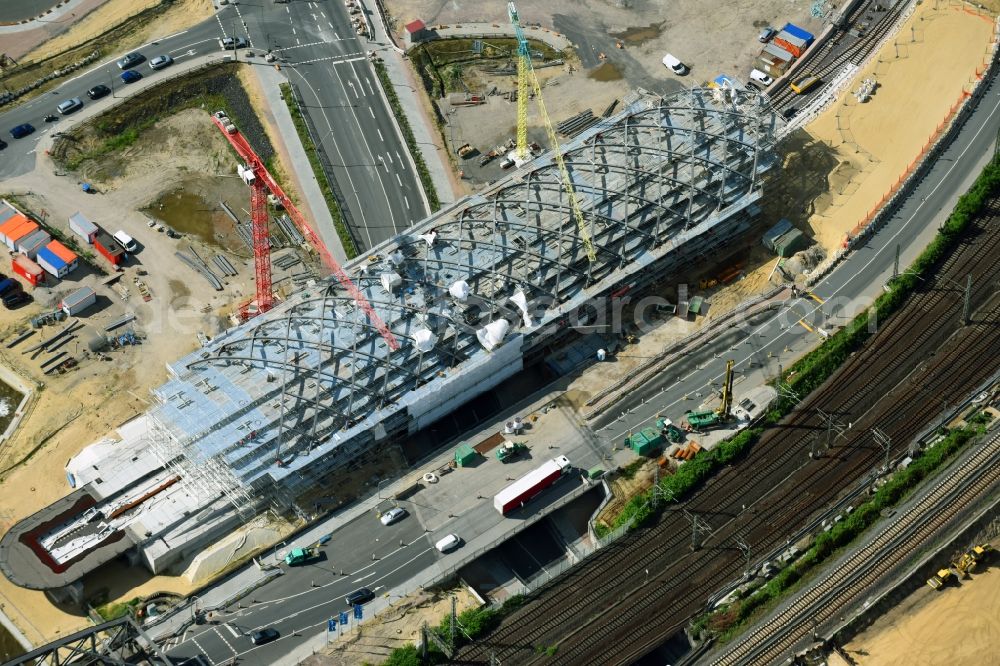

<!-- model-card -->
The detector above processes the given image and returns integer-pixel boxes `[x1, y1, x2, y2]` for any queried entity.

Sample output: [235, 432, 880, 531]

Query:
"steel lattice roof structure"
[147, 87, 780, 511]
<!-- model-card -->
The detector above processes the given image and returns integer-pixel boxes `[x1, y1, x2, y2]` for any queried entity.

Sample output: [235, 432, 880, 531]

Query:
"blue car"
[121, 70, 142, 84]
[9, 123, 34, 139]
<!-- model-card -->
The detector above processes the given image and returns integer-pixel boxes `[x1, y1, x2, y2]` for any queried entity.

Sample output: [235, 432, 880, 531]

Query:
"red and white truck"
[494, 456, 572, 515]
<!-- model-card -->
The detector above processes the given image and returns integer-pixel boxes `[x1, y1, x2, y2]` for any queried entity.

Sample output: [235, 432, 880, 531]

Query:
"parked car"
[435, 534, 461, 553]
[9, 123, 34, 139]
[249, 627, 279, 646]
[121, 70, 143, 84]
[0, 138, 7, 150]
[661, 53, 688, 76]
[3, 292, 31, 309]
[57, 97, 83, 114]
[749, 69, 774, 87]
[758, 27, 777, 43]
[379, 507, 407, 526]
[345, 588, 375, 606]
[219, 36, 248, 50]
[116, 52, 145, 69]
[87, 84, 111, 100]
[149, 55, 173, 70]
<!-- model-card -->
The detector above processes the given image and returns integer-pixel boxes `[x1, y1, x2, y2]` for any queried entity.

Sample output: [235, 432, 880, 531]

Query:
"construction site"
[0, 0, 998, 663]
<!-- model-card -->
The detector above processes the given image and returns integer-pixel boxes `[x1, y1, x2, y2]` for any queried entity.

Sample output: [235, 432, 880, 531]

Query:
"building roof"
[3, 217, 38, 243]
[404, 19, 426, 33]
[69, 212, 98, 235]
[46, 239, 78, 264]
[36, 247, 66, 269]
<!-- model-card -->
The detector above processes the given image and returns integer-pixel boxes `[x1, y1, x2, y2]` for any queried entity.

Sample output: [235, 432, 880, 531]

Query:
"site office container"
[774, 31, 808, 58]
[1, 217, 39, 251]
[94, 232, 124, 266]
[17, 228, 51, 259]
[60, 285, 97, 316]
[12, 255, 43, 287]
[782, 23, 815, 45]
[494, 456, 572, 515]
[36, 247, 68, 279]
[69, 212, 99, 244]
[45, 240, 79, 275]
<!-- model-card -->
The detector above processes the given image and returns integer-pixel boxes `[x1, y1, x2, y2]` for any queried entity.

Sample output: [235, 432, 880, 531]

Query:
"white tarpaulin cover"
[413, 328, 436, 352]
[388, 250, 405, 266]
[509, 290, 532, 327]
[449, 280, 470, 301]
[476, 319, 509, 351]
[419, 231, 438, 247]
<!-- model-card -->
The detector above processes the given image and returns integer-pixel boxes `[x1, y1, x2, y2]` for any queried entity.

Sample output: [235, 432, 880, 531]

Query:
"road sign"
[328, 618, 336, 632]
[353, 604, 363, 620]
[339, 611, 349, 625]
[472, 40, 482, 53]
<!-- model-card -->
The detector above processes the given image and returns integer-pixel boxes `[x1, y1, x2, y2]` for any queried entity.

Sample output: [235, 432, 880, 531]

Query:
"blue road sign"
[354, 604, 363, 620]
[328, 618, 337, 632]
[339, 611, 349, 625]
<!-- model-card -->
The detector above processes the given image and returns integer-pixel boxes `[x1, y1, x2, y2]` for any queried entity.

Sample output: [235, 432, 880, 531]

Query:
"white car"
[379, 507, 407, 525]
[435, 534, 461, 553]
[149, 55, 173, 70]
[749, 69, 774, 87]
[662, 53, 688, 76]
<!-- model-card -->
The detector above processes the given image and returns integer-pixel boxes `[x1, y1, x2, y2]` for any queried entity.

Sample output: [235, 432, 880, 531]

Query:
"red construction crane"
[210, 112, 400, 351]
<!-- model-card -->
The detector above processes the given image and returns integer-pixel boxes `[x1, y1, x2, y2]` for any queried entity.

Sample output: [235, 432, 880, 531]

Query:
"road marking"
[172, 39, 215, 52]
[225, 623, 240, 638]
[329, 21, 334, 28]
[335, 32, 340, 39]
[213, 626, 238, 656]
[190, 635, 214, 665]
[807, 291, 825, 304]
[348, 81, 358, 99]
[353, 571, 377, 583]
[396, 173, 402, 186]
[289, 53, 366, 66]
[405, 196, 410, 210]
[366, 77, 375, 95]
[396, 151, 404, 169]
[377, 128, 384, 141]
[311, 13, 318, 20]
[384, 152, 393, 163]
[369, 106, 375, 118]
[292, 26, 297, 35]
[297, 38, 301, 45]
[382, 160, 389, 174]
[286, 5, 290, 12]
[797, 319, 814, 333]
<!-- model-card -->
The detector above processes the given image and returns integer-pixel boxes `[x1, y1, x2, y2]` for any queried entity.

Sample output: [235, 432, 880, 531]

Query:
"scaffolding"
[144, 88, 779, 513]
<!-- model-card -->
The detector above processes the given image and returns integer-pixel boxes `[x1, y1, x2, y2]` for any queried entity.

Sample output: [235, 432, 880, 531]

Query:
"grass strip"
[279, 82, 358, 259]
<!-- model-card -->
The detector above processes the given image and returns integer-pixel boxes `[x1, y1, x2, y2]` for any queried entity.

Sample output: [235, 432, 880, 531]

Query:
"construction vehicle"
[684, 360, 736, 430]
[954, 544, 992, 577]
[496, 441, 529, 463]
[284, 547, 317, 566]
[927, 568, 954, 590]
[456, 143, 476, 158]
[656, 417, 685, 444]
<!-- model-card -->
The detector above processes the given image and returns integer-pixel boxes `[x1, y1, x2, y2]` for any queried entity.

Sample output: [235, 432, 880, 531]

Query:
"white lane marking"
[396, 151, 404, 169]
[352, 571, 377, 583]
[404, 196, 410, 210]
[171, 38, 215, 52]
[311, 13, 318, 20]
[292, 26, 297, 35]
[297, 38, 301, 45]
[396, 173, 402, 186]
[377, 128, 384, 141]
[366, 77, 374, 96]
[212, 626, 238, 656]
[274, 37, 352, 52]
[368, 106, 375, 118]
[382, 160, 389, 174]
[225, 623, 239, 638]
[190, 635, 214, 665]
[348, 81, 359, 99]
[328, 21, 334, 29]
[286, 5, 290, 13]
[291, 53, 366, 66]
[384, 152, 393, 164]
[335, 31, 340, 39]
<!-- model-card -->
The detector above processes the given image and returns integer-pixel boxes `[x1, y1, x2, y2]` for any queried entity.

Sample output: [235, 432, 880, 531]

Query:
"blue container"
[782, 23, 815, 45]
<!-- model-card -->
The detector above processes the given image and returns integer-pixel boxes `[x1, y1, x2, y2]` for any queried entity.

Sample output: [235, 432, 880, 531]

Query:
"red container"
[12, 255, 43, 287]
[493, 456, 572, 514]
[94, 232, 124, 266]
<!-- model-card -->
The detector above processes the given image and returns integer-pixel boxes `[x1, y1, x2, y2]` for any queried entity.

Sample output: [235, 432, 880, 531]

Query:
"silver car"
[116, 52, 144, 69]
[379, 507, 407, 525]
[149, 55, 173, 70]
[57, 97, 83, 115]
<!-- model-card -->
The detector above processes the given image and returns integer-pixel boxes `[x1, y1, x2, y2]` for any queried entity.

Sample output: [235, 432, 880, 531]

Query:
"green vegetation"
[381, 596, 525, 665]
[618, 458, 646, 480]
[94, 596, 141, 621]
[372, 61, 441, 212]
[410, 38, 562, 97]
[691, 421, 984, 641]
[279, 82, 358, 259]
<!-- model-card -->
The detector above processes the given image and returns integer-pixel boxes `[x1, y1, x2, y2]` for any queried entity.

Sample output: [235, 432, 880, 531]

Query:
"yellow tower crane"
[507, 2, 596, 263]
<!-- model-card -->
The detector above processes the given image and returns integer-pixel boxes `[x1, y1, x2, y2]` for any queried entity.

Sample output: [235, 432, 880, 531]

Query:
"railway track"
[714, 429, 1000, 665]
[456, 193, 1000, 664]
[769, 0, 910, 110]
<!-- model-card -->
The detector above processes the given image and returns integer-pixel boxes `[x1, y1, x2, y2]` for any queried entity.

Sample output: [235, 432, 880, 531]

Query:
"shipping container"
[774, 31, 808, 58]
[0, 201, 19, 225]
[12, 255, 43, 286]
[16, 228, 51, 259]
[0, 216, 38, 251]
[782, 23, 815, 45]
[36, 247, 68, 278]
[494, 456, 572, 515]
[454, 444, 478, 467]
[69, 212, 99, 244]
[46, 240, 79, 273]
[60, 285, 97, 316]
[761, 43, 795, 64]
[94, 232, 124, 266]
[762, 218, 794, 251]
[774, 228, 807, 257]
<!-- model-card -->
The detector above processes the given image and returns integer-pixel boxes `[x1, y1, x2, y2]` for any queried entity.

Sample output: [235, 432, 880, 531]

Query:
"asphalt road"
[164, 509, 438, 665]
[0, 1, 423, 251]
[247, 0, 427, 250]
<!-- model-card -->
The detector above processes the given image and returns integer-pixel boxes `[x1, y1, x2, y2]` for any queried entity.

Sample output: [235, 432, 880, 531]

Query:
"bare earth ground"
[841, 538, 1000, 665]
[303, 585, 479, 665]
[23, 0, 214, 62]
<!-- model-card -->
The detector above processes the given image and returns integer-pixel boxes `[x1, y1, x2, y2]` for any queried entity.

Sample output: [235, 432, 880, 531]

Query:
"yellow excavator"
[686, 360, 735, 430]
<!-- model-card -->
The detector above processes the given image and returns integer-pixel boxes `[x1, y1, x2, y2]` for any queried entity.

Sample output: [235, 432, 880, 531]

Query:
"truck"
[494, 456, 572, 515]
[284, 547, 317, 566]
[496, 441, 528, 463]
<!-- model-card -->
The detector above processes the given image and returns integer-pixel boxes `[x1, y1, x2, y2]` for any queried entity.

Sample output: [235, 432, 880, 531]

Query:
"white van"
[749, 69, 774, 87]
[113, 230, 137, 253]
[662, 53, 688, 76]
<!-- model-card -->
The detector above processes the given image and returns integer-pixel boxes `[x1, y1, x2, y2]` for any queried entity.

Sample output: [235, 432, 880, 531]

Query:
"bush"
[383, 644, 421, 666]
